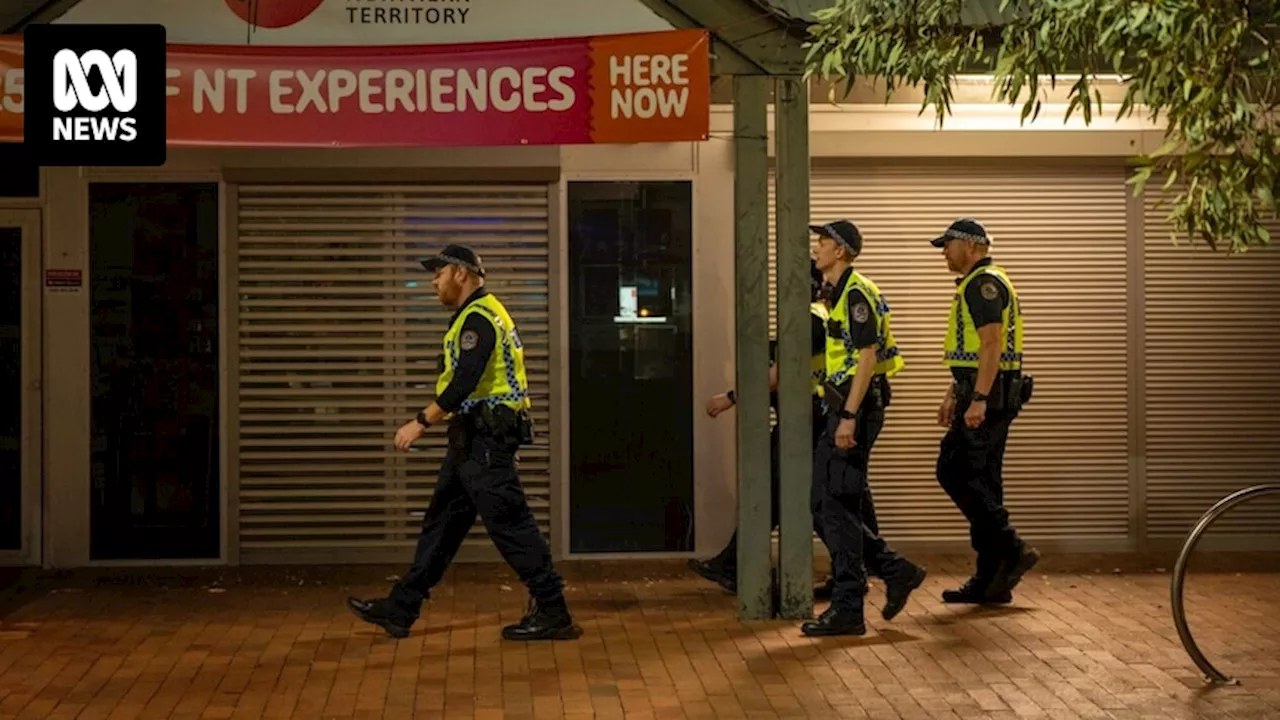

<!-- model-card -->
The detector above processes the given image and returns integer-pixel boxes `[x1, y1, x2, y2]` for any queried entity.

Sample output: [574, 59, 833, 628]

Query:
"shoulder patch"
[979, 280, 999, 301]
[460, 329, 479, 351]
[852, 302, 870, 323]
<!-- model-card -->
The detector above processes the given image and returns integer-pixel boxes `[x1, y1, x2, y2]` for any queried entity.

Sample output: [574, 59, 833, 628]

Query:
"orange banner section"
[588, 30, 711, 144]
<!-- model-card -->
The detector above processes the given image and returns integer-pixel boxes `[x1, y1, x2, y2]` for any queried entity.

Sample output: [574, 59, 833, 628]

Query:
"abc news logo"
[24, 24, 166, 167]
[53, 49, 140, 143]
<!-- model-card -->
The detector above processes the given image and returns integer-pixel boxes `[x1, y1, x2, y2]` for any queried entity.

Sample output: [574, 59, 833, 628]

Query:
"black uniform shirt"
[952, 257, 1011, 383]
[436, 287, 497, 413]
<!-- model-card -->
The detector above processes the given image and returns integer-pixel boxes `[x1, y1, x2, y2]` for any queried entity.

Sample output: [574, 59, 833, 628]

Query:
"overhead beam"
[773, 74, 812, 620]
[733, 74, 774, 621]
[655, 0, 809, 75]
[634, 0, 767, 76]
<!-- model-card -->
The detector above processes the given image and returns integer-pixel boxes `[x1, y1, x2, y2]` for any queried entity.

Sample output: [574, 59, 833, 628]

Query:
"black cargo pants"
[812, 407, 914, 608]
[936, 399, 1026, 581]
[388, 420, 563, 623]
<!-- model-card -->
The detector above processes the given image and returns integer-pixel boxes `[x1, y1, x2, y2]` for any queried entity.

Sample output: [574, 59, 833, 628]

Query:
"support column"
[773, 75, 813, 619]
[733, 75, 773, 621]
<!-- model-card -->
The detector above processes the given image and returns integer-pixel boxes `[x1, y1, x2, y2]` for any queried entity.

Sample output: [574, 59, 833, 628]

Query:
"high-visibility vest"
[825, 271, 905, 387]
[436, 293, 532, 413]
[943, 264, 1024, 371]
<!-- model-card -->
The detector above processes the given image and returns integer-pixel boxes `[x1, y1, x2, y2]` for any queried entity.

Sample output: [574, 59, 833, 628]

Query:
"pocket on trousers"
[836, 463, 866, 499]
[469, 438, 517, 470]
[824, 453, 864, 500]
[962, 424, 992, 450]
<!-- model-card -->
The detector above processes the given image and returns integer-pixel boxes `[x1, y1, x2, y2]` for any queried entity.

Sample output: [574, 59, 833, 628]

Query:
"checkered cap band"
[943, 228, 990, 245]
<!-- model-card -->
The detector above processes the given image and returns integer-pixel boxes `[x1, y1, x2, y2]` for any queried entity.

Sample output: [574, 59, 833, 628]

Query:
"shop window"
[88, 182, 221, 560]
[567, 181, 695, 553]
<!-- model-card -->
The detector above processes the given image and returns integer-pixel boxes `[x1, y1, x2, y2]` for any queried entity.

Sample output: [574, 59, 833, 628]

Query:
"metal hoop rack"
[1170, 484, 1280, 686]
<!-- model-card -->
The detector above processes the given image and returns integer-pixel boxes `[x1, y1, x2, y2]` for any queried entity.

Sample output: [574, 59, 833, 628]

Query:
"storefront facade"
[22, 141, 737, 568]
[2, 0, 1277, 569]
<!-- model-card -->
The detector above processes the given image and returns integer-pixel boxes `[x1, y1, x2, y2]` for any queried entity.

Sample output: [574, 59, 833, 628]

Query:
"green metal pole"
[773, 75, 814, 620]
[733, 74, 774, 621]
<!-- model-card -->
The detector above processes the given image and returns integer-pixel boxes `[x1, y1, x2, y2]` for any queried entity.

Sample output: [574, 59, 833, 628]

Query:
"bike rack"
[1170, 484, 1280, 686]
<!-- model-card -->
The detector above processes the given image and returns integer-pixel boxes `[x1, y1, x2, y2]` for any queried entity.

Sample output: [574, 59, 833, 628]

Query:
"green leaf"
[1132, 5, 1149, 28]
[1149, 138, 1179, 158]
[887, 42, 902, 70]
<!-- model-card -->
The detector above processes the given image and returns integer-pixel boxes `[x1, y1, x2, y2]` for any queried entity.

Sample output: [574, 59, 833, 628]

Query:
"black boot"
[941, 576, 1012, 605]
[502, 596, 582, 641]
[801, 603, 866, 637]
[346, 596, 412, 639]
[993, 546, 1041, 594]
[688, 559, 737, 594]
[882, 564, 927, 621]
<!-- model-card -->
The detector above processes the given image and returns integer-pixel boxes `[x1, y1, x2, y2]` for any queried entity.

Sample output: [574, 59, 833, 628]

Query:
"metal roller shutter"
[767, 163, 1130, 543]
[235, 183, 551, 562]
[1143, 195, 1280, 540]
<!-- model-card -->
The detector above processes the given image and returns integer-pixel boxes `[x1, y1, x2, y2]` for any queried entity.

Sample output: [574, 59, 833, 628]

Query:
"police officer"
[690, 259, 832, 593]
[803, 220, 926, 637]
[931, 219, 1040, 604]
[347, 244, 581, 641]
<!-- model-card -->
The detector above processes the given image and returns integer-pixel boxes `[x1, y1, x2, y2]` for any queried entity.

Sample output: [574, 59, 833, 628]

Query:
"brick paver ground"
[0, 553, 1276, 719]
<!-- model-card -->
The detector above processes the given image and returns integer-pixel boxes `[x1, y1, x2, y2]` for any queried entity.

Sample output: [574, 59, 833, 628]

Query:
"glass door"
[0, 210, 42, 566]
[87, 183, 220, 560]
[566, 181, 695, 552]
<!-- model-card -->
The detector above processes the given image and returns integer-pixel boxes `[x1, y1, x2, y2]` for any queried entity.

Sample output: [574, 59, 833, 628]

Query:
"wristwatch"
[837, 408, 857, 420]
[414, 409, 431, 429]
[972, 392, 989, 402]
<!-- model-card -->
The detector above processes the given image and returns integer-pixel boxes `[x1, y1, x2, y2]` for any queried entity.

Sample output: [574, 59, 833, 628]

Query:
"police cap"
[931, 218, 992, 248]
[809, 219, 863, 257]
[420, 244, 486, 277]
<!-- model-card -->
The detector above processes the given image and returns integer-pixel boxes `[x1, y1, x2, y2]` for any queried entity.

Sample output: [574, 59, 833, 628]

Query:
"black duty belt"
[822, 375, 891, 416]
[953, 371, 1034, 411]
[448, 404, 535, 445]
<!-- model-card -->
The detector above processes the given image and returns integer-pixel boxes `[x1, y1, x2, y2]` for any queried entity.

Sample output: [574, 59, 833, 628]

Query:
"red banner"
[0, 29, 709, 148]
